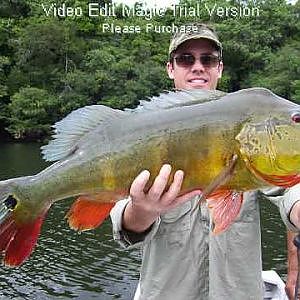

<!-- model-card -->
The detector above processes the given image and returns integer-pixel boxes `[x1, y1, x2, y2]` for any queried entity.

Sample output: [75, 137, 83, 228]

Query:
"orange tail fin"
[66, 195, 116, 231]
[0, 212, 47, 267]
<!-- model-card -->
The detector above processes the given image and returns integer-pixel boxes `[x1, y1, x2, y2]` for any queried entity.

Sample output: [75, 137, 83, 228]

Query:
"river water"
[0, 142, 287, 299]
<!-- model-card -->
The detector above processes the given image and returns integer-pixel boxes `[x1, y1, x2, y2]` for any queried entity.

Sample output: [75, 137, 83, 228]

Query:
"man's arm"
[284, 188, 300, 299]
[261, 187, 300, 299]
[290, 201, 300, 229]
[286, 231, 298, 300]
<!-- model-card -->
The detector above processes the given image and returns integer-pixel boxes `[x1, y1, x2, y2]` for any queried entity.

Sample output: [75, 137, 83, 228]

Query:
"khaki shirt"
[110, 185, 300, 300]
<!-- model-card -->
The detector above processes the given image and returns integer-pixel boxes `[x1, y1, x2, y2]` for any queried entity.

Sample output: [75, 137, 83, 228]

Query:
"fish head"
[236, 108, 300, 188]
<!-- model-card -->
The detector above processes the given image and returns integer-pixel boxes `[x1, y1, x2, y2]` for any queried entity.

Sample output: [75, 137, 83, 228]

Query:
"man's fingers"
[130, 166, 200, 212]
[148, 164, 172, 200]
[130, 170, 150, 199]
[162, 170, 184, 203]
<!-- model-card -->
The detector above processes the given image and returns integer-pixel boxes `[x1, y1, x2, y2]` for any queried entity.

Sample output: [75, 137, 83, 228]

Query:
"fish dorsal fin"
[41, 105, 125, 162]
[41, 89, 226, 162]
[130, 89, 226, 112]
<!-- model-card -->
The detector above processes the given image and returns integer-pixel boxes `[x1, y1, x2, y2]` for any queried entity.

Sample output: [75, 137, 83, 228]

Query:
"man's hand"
[286, 274, 298, 300]
[122, 164, 202, 233]
[286, 231, 299, 299]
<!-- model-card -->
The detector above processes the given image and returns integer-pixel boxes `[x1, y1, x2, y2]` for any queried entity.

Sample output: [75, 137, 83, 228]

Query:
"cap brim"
[169, 34, 222, 55]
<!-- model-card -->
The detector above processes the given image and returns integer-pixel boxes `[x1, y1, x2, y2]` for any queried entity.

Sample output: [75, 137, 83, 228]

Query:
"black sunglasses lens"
[175, 55, 195, 67]
[174, 54, 220, 68]
[200, 55, 219, 67]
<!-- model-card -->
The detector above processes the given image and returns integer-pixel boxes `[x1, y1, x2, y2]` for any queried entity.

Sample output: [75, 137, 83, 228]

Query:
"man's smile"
[188, 77, 208, 84]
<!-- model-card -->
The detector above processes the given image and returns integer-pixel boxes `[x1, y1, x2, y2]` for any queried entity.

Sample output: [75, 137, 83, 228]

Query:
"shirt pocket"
[157, 201, 192, 236]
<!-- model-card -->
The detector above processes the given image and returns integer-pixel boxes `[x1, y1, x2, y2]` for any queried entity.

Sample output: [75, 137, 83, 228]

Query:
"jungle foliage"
[0, 0, 299, 140]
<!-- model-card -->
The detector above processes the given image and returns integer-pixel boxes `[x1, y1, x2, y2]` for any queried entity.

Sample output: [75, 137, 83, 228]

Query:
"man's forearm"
[286, 231, 298, 299]
[288, 231, 298, 275]
[290, 201, 300, 229]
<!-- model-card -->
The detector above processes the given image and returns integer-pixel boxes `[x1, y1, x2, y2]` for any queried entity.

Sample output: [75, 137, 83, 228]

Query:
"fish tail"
[0, 179, 19, 224]
[0, 178, 49, 267]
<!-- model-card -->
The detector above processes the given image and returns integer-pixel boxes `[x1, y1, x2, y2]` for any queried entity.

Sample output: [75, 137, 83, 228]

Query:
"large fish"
[1, 88, 300, 267]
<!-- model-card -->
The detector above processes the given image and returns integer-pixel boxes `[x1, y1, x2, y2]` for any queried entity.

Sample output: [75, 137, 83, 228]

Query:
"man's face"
[166, 39, 223, 90]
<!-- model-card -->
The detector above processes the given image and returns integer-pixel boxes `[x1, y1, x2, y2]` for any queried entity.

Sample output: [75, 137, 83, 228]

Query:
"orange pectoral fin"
[66, 192, 125, 231]
[0, 212, 47, 267]
[207, 190, 243, 234]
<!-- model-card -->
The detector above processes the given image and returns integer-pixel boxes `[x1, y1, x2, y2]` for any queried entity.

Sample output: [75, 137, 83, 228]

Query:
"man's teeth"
[190, 79, 207, 83]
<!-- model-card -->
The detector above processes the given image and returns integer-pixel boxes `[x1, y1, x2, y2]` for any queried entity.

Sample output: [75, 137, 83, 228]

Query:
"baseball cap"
[169, 23, 222, 58]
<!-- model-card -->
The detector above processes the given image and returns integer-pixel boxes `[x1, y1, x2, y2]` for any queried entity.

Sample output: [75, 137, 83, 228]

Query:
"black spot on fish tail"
[4, 196, 17, 210]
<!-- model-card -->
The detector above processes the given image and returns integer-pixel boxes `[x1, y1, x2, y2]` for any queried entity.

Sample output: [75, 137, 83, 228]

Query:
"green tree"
[248, 40, 300, 101]
[7, 87, 59, 139]
[0, 0, 299, 140]
[291, 80, 300, 104]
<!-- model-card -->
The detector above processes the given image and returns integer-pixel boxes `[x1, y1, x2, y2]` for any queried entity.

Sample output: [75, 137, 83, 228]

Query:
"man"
[110, 23, 300, 299]
[287, 231, 299, 299]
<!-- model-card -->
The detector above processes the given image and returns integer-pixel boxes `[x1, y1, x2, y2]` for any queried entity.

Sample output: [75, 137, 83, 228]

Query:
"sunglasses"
[173, 54, 221, 68]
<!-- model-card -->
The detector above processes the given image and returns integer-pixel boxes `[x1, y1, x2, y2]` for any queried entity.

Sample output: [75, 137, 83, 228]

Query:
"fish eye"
[291, 112, 300, 123]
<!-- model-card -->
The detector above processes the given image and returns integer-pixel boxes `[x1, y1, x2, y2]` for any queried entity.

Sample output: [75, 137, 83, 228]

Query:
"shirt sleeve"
[110, 197, 161, 248]
[261, 185, 300, 232]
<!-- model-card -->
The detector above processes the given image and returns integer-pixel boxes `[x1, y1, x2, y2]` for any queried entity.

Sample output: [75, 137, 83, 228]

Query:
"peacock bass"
[1, 88, 300, 267]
